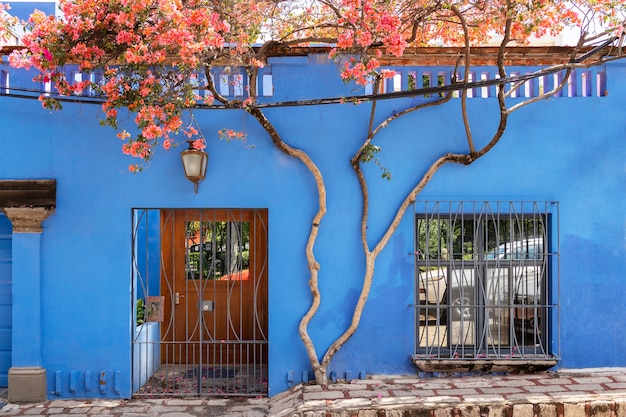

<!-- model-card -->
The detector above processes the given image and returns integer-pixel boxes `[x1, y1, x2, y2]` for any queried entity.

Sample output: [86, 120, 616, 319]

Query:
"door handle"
[175, 292, 185, 304]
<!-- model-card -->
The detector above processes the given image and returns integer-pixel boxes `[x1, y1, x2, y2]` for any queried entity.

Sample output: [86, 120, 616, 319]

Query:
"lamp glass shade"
[181, 149, 208, 181]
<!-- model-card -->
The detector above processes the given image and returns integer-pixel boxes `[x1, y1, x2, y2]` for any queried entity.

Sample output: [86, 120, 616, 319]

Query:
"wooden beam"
[2, 45, 616, 66]
[0, 179, 56, 209]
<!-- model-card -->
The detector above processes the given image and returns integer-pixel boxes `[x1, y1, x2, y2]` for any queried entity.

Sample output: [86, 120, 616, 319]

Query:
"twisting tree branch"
[204, 56, 330, 382]
[450, 5, 475, 154]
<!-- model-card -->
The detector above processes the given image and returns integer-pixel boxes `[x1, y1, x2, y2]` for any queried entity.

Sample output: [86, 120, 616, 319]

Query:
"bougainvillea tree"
[5, 0, 626, 384]
[0, 3, 18, 43]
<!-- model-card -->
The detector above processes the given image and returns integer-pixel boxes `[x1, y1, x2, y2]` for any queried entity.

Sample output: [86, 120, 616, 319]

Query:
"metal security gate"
[132, 209, 268, 397]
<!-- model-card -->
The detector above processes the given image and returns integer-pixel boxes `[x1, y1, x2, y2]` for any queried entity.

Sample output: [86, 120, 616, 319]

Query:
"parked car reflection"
[418, 238, 545, 329]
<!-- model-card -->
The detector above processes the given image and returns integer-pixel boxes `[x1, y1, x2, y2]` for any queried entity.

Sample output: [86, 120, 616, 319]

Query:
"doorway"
[132, 208, 268, 397]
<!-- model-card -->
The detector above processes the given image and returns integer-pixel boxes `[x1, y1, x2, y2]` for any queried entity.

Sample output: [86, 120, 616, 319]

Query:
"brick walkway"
[2, 368, 626, 416]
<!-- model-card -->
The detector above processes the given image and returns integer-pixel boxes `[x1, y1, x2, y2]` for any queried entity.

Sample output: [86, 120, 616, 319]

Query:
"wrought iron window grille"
[412, 201, 559, 373]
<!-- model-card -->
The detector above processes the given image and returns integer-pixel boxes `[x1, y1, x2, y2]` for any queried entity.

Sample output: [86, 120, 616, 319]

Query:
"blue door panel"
[0, 213, 11, 388]
[0, 352, 9, 386]
[0, 303, 9, 327]
[0, 329, 9, 350]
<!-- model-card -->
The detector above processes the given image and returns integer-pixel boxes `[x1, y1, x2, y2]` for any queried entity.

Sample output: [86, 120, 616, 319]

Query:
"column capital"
[1, 207, 55, 233]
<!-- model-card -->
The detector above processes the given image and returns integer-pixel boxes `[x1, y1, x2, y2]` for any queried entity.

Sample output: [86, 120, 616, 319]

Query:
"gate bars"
[132, 208, 268, 397]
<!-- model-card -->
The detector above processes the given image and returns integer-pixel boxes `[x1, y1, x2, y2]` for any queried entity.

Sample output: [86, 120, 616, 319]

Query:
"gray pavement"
[2, 368, 626, 416]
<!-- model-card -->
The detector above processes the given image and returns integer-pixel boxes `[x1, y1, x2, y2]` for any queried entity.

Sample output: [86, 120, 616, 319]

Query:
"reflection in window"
[185, 220, 250, 280]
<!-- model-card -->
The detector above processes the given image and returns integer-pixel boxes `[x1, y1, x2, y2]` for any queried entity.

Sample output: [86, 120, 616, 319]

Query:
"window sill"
[411, 357, 558, 373]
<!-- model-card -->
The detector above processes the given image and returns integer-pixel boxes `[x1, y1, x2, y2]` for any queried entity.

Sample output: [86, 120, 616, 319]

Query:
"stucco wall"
[0, 54, 624, 398]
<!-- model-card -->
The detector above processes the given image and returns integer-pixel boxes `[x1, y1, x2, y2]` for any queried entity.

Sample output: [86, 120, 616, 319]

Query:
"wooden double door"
[160, 209, 268, 366]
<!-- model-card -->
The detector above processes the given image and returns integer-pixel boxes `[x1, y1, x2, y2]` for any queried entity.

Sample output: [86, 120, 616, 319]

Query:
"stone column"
[2, 207, 55, 403]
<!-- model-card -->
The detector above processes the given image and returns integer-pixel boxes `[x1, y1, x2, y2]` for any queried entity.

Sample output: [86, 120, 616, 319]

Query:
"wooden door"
[160, 209, 268, 366]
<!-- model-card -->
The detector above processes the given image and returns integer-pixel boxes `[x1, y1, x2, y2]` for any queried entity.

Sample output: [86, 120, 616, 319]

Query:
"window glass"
[185, 220, 250, 280]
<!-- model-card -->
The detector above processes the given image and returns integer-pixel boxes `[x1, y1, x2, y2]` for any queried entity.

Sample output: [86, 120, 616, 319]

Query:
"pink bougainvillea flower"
[42, 49, 53, 62]
[6, 0, 623, 172]
[192, 139, 205, 150]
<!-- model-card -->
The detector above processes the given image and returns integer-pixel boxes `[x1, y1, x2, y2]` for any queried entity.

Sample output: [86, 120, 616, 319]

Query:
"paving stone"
[331, 398, 375, 409]
[29, 415, 76, 417]
[240, 410, 268, 417]
[567, 384, 604, 392]
[23, 408, 47, 415]
[348, 390, 387, 399]
[523, 385, 568, 393]
[302, 385, 324, 392]
[136, 399, 165, 404]
[454, 381, 493, 389]
[43, 408, 65, 414]
[159, 413, 198, 417]
[145, 406, 187, 413]
[418, 382, 454, 389]
[361, 379, 386, 385]
[596, 389, 626, 398]
[87, 409, 111, 415]
[0, 403, 21, 415]
[458, 394, 506, 404]
[492, 380, 535, 387]
[331, 384, 369, 391]
[572, 377, 613, 385]
[603, 383, 626, 389]
[302, 391, 346, 401]
[390, 390, 424, 397]
[162, 399, 205, 406]
[103, 406, 150, 413]
[414, 390, 436, 398]
[270, 400, 300, 415]
[272, 393, 301, 407]
[435, 389, 479, 396]
[376, 396, 422, 407]
[47, 401, 96, 409]
[112, 414, 148, 417]
[300, 400, 326, 409]
[549, 393, 591, 403]
[391, 379, 421, 384]
[421, 396, 465, 405]
[504, 393, 553, 404]
[611, 374, 626, 383]
[537, 378, 573, 385]
[479, 387, 523, 395]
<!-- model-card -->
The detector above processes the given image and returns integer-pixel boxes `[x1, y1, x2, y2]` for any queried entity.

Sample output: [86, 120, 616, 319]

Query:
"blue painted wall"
[0, 53, 625, 398]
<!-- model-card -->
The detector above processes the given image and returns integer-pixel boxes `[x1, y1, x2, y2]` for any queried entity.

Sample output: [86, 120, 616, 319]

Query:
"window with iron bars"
[413, 201, 559, 371]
